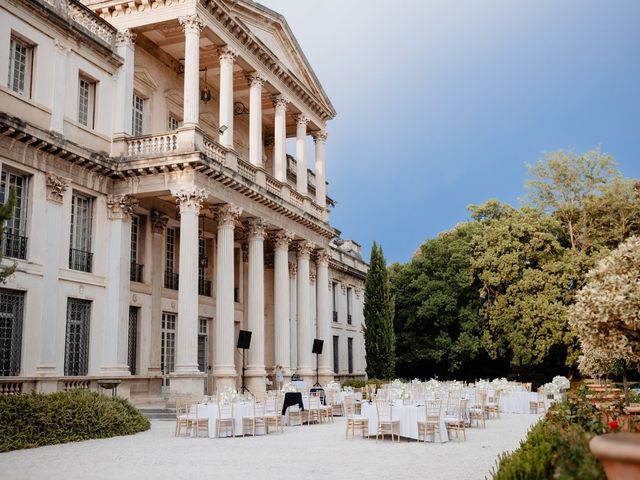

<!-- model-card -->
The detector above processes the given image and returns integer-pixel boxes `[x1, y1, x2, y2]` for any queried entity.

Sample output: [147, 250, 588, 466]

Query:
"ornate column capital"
[313, 131, 328, 144]
[151, 209, 169, 234]
[315, 248, 331, 266]
[309, 271, 316, 284]
[295, 240, 315, 258]
[341, 284, 348, 294]
[179, 15, 204, 35]
[115, 29, 137, 46]
[271, 229, 294, 250]
[295, 114, 310, 128]
[172, 186, 207, 215]
[244, 218, 267, 240]
[45, 173, 69, 204]
[272, 94, 291, 110]
[247, 72, 266, 88]
[219, 46, 238, 63]
[288, 262, 297, 279]
[107, 194, 138, 220]
[216, 204, 242, 229]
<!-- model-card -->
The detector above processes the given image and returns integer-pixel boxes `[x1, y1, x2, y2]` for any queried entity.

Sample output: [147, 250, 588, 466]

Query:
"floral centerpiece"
[218, 386, 238, 403]
[542, 382, 560, 397]
[325, 380, 341, 392]
[281, 382, 297, 393]
[552, 375, 570, 392]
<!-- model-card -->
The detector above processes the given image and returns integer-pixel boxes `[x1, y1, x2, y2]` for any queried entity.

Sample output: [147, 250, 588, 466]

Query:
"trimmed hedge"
[0, 390, 150, 452]
[491, 388, 609, 479]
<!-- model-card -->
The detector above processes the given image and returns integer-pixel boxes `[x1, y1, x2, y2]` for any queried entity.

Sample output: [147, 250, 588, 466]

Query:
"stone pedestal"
[168, 373, 206, 400]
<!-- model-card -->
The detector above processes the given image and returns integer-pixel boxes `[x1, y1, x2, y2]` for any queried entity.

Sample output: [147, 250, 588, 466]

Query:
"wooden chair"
[264, 394, 284, 433]
[216, 400, 236, 438]
[175, 397, 192, 437]
[485, 390, 501, 419]
[307, 395, 322, 424]
[288, 404, 305, 426]
[529, 388, 546, 414]
[417, 399, 441, 443]
[445, 398, 468, 441]
[375, 400, 400, 442]
[470, 390, 487, 428]
[327, 391, 342, 417]
[242, 399, 266, 436]
[190, 402, 209, 438]
[345, 396, 369, 439]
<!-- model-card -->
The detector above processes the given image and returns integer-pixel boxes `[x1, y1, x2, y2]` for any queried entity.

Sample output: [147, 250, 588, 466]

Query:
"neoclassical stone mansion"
[0, 0, 367, 401]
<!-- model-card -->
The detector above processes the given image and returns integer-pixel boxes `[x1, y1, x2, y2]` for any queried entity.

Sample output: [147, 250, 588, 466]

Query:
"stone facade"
[0, 0, 366, 401]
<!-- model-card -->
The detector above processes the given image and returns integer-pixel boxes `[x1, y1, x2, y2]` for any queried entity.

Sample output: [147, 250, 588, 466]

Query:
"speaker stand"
[239, 348, 251, 396]
[313, 353, 321, 387]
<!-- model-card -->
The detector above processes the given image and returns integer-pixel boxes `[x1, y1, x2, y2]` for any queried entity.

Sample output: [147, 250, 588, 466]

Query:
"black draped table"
[282, 392, 304, 415]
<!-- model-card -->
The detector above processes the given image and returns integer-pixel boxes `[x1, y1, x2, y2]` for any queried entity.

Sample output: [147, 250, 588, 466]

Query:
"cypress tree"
[363, 241, 396, 379]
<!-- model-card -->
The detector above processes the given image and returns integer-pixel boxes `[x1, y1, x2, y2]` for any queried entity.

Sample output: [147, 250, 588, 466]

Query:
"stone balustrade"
[127, 133, 178, 156]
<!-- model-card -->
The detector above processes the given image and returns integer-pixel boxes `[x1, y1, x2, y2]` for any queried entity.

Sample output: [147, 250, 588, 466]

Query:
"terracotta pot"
[590, 433, 640, 479]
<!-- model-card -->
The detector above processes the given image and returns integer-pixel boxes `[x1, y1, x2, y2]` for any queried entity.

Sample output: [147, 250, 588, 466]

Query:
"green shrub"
[0, 390, 150, 452]
[491, 388, 606, 479]
[341, 378, 387, 389]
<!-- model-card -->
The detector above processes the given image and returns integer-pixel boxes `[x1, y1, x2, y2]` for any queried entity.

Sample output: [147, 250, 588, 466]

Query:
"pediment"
[224, 0, 333, 116]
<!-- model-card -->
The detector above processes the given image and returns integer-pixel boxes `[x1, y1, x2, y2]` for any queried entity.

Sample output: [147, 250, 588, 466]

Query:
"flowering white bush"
[552, 375, 570, 391]
[542, 382, 559, 395]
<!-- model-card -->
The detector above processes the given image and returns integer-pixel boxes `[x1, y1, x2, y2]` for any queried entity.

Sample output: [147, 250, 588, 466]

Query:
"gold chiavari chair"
[417, 399, 441, 443]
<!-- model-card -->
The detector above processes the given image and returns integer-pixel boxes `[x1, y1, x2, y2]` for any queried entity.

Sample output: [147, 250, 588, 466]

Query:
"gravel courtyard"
[1, 414, 540, 480]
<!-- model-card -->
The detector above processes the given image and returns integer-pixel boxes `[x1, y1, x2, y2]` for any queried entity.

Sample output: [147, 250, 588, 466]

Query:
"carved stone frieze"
[115, 29, 137, 46]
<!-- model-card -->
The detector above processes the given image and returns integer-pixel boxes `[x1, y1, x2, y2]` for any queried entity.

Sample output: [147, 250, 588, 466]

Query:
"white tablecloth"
[291, 381, 308, 390]
[499, 392, 537, 414]
[360, 402, 449, 442]
[193, 402, 263, 437]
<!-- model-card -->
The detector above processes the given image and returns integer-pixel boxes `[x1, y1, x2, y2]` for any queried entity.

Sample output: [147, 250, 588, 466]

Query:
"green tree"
[363, 242, 395, 379]
[525, 148, 619, 252]
[0, 189, 16, 283]
[391, 223, 490, 380]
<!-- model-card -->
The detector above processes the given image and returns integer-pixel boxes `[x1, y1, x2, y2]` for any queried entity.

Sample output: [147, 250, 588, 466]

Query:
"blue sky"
[261, 0, 640, 264]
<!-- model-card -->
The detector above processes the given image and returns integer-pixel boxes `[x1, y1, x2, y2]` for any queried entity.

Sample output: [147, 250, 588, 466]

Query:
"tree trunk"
[623, 370, 630, 406]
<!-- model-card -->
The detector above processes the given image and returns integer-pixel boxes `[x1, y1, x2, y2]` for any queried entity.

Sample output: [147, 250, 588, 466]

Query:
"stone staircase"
[138, 405, 175, 421]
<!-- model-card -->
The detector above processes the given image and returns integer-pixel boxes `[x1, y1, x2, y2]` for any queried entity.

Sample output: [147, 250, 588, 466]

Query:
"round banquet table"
[360, 402, 449, 442]
[192, 402, 261, 437]
[499, 391, 538, 414]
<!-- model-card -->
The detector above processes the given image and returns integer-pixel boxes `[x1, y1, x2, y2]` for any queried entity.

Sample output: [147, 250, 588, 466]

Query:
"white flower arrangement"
[281, 382, 297, 393]
[411, 378, 422, 385]
[391, 379, 403, 387]
[219, 386, 238, 403]
[542, 382, 560, 395]
[325, 380, 341, 392]
[552, 375, 570, 391]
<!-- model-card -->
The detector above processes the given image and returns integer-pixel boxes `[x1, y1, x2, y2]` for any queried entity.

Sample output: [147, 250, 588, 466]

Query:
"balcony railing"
[69, 248, 92, 272]
[2, 232, 27, 260]
[127, 133, 177, 156]
[198, 279, 212, 297]
[333, 311, 338, 322]
[164, 271, 179, 290]
[130, 262, 144, 283]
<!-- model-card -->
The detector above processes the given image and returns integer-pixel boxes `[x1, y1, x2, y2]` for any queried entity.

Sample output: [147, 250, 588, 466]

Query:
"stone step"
[138, 407, 175, 421]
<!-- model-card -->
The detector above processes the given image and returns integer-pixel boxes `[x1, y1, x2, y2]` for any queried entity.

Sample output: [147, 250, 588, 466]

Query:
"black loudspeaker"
[312, 339, 324, 355]
[237, 330, 252, 349]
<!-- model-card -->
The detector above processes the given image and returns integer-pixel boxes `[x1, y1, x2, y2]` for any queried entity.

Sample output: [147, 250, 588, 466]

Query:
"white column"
[114, 30, 136, 136]
[289, 262, 297, 370]
[315, 249, 332, 379]
[50, 40, 70, 133]
[172, 187, 207, 376]
[149, 210, 168, 374]
[295, 115, 310, 195]
[245, 218, 267, 393]
[247, 73, 266, 166]
[272, 230, 293, 375]
[101, 195, 138, 376]
[218, 47, 237, 147]
[296, 241, 314, 379]
[313, 131, 328, 208]
[37, 174, 69, 381]
[179, 15, 204, 126]
[214, 204, 242, 389]
[272, 95, 290, 181]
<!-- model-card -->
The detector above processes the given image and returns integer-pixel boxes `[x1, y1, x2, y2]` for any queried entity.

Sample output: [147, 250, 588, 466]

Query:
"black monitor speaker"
[237, 330, 252, 349]
[312, 339, 324, 355]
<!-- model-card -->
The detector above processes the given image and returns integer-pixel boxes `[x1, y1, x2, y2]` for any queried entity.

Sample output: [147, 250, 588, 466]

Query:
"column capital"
[115, 29, 137, 46]
[247, 72, 266, 88]
[288, 262, 297, 279]
[179, 14, 204, 35]
[313, 131, 328, 144]
[219, 46, 238, 63]
[271, 229, 294, 250]
[355, 286, 362, 299]
[172, 187, 207, 215]
[107, 194, 138, 220]
[150, 209, 169, 234]
[216, 204, 242, 229]
[272, 94, 291, 110]
[45, 173, 69, 204]
[295, 114, 310, 128]
[295, 240, 315, 258]
[309, 271, 316, 284]
[244, 217, 267, 240]
[315, 248, 331, 266]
